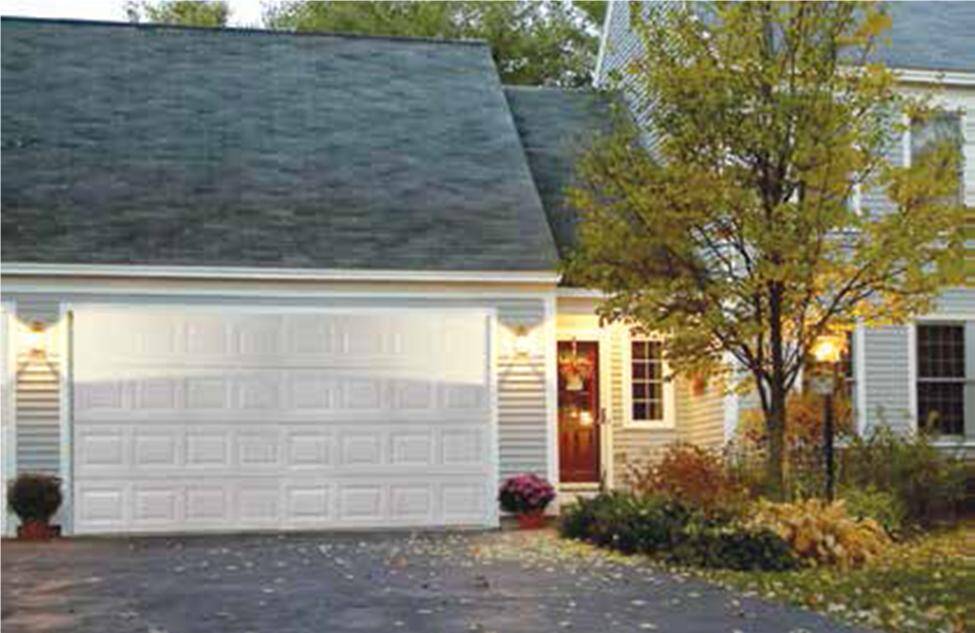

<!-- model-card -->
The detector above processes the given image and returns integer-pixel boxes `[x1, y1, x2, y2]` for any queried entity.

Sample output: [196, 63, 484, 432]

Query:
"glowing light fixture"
[811, 334, 844, 364]
[23, 320, 47, 357]
[513, 326, 531, 357]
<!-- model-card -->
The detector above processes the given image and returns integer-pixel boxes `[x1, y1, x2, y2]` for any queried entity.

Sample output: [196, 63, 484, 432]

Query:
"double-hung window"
[916, 324, 971, 436]
[626, 338, 675, 428]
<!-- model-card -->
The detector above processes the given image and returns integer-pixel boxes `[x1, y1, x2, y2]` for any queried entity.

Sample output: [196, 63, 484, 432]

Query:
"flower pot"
[516, 511, 547, 530]
[17, 521, 58, 541]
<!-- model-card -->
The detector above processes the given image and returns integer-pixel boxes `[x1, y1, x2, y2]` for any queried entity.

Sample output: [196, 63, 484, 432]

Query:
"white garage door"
[71, 307, 496, 534]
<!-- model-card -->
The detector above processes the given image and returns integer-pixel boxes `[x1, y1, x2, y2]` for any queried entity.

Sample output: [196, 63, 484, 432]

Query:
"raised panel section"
[340, 433, 383, 466]
[287, 486, 331, 520]
[238, 431, 280, 467]
[134, 431, 179, 467]
[77, 487, 124, 523]
[338, 486, 384, 521]
[133, 488, 178, 522]
[391, 432, 433, 466]
[186, 432, 229, 467]
[390, 485, 433, 520]
[185, 486, 228, 521]
[77, 430, 125, 468]
[287, 432, 332, 467]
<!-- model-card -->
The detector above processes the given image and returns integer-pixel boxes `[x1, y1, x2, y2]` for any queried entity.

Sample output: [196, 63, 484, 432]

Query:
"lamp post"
[811, 334, 844, 502]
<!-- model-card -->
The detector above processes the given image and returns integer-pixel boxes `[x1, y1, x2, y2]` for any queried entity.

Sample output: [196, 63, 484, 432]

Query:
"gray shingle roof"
[879, 2, 975, 73]
[504, 87, 613, 258]
[1, 18, 559, 271]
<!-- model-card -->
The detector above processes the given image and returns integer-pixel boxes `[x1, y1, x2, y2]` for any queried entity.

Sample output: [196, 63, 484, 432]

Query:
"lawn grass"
[698, 524, 975, 632]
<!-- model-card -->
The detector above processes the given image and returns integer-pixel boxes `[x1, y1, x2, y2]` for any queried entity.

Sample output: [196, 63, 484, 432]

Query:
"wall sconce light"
[23, 320, 48, 358]
[513, 326, 531, 357]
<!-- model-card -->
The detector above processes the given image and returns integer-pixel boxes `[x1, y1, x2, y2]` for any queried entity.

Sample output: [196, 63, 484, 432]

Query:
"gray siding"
[676, 377, 727, 449]
[605, 326, 677, 487]
[6, 290, 552, 485]
[595, 1, 677, 152]
[861, 325, 913, 433]
[13, 297, 62, 475]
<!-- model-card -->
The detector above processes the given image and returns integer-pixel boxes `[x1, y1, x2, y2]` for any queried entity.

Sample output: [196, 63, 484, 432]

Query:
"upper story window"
[910, 112, 964, 203]
[916, 324, 967, 436]
[626, 337, 675, 428]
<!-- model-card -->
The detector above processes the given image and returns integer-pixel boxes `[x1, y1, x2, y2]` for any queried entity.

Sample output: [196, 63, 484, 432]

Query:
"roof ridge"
[0, 16, 490, 47]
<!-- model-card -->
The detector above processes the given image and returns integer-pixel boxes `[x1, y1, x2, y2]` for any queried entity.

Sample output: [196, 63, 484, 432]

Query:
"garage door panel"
[76, 370, 489, 422]
[76, 423, 490, 476]
[74, 477, 493, 534]
[77, 312, 449, 367]
[72, 308, 496, 534]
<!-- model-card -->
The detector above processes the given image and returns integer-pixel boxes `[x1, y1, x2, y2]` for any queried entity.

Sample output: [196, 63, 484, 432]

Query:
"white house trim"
[556, 325, 613, 487]
[1, 301, 16, 536]
[543, 293, 560, 498]
[854, 323, 868, 434]
[2, 263, 561, 285]
[894, 67, 975, 87]
[621, 333, 677, 431]
[907, 323, 918, 431]
[593, 0, 615, 87]
[57, 304, 73, 535]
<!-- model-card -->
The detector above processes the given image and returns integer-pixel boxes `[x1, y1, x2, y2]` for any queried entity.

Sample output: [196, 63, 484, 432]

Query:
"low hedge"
[560, 492, 797, 571]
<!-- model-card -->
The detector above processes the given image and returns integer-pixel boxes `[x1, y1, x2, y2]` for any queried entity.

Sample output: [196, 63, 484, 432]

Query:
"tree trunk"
[766, 382, 787, 499]
[766, 281, 787, 500]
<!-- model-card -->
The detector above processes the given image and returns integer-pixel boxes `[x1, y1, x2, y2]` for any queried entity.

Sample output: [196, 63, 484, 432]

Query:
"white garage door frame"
[1, 301, 16, 536]
[64, 303, 499, 535]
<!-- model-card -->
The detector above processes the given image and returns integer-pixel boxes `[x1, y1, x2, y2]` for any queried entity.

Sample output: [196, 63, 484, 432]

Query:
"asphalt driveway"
[2, 530, 869, 633]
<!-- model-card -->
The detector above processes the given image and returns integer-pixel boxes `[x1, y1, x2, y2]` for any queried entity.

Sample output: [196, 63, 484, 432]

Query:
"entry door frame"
[556, 327, 612, 486]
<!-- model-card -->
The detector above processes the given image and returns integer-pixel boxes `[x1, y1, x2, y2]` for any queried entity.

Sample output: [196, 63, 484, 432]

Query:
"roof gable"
[1, 18, 559, 272]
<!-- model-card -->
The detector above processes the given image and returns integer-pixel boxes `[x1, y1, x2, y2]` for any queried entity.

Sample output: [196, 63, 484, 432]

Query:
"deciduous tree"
[126, 1, 229, 27]
[567, 2, 965, 495]
[264, 1, 603, 87]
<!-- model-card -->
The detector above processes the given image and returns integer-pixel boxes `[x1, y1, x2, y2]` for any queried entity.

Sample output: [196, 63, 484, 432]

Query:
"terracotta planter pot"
[515, 511, 547, 530]
[17, 521, 58, 541]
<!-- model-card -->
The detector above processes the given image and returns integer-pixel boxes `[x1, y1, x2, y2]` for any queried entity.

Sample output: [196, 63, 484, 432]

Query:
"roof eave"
[0, 262, 562, 285]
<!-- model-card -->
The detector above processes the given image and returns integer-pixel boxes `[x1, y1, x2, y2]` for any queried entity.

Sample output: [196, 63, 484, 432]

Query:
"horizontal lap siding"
[862, 326, 913, 433]
[496, 300, 549, 479]
[7, 292, 551, 488]
[676, 378, 726, 449]
[607, 326, 676, 487]
[13, 297, 62, 475]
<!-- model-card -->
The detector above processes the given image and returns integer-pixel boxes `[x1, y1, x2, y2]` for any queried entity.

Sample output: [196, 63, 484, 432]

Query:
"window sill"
[623, 420, 675, 431]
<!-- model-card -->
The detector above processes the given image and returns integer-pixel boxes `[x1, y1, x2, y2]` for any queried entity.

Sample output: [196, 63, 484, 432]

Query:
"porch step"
[557, 482, 601, 508]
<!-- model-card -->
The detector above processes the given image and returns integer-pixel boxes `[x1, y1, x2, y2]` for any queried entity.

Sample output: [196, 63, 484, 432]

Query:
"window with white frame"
[916, 324, 966, 436]
[626, 338, 674, 428]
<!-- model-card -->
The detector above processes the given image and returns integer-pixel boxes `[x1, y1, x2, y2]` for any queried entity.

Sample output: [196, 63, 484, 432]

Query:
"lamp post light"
[811, 334, 844, 502]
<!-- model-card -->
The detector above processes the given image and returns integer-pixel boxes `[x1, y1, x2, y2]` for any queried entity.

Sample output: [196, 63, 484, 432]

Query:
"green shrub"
[840, 486, 907, 536]
[7, 473, 62, 523]
[839, 426, 965, 526]
[671, 523, 797, 571]
[560, 492, 797, 570]
[559, 492, 691, 553]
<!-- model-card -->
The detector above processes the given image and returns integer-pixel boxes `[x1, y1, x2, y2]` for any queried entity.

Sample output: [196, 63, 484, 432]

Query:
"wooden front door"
[558, 340, 600, 483]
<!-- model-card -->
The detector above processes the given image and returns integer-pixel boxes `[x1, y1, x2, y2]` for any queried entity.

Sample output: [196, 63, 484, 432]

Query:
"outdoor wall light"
[23, 320, 48, 358]
[513, 326, 531, 357]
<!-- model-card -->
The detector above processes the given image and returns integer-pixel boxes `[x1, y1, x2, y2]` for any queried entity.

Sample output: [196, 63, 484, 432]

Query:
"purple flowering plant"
[498, 473, 555, 514]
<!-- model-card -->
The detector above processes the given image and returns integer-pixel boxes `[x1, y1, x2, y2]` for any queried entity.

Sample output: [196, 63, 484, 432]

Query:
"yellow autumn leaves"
[748, 498, 890, 569]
